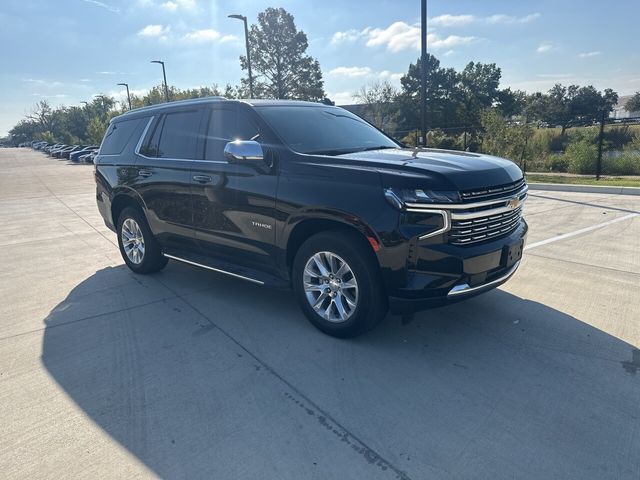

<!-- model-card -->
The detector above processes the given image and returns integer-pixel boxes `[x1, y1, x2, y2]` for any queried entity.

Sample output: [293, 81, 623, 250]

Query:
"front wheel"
[292, 230, 388, 338]
[116, 207, 168, 274]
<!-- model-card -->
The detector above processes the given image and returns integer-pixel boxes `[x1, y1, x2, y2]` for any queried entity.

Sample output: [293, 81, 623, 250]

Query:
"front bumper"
[388, 219, 527, 314]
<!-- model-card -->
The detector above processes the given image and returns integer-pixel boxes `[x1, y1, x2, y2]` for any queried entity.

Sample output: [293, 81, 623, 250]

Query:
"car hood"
[331, 148, 523, 191]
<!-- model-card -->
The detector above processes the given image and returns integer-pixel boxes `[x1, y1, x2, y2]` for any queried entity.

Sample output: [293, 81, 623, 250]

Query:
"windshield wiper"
[354, 146, 399, 152]
[305, 146, 398, 156]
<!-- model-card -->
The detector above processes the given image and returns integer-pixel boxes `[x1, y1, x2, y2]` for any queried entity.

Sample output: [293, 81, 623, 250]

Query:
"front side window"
[255, 106, 398, 155]
[156, 110, 202, 159]
[204, 107, 260, 160]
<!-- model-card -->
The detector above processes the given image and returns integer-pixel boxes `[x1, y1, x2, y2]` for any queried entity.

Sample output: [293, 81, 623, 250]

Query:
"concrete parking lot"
[1, 148, 638, 479]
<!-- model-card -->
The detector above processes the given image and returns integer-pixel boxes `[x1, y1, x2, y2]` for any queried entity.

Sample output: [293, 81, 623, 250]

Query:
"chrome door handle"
[192, 175, 212, 184]
[138, 169, 153, 177]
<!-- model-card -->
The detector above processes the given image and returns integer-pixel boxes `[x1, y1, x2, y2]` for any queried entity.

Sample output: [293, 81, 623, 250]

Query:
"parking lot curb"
[528, 182, 640, 196]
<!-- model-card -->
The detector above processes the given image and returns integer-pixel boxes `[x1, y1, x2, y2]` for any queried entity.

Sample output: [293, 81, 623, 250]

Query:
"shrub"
[604, 125, 635, 150]
[603, 152, 640, 175]
[566, 140, 598, 174]
[544, 154, 570, 172]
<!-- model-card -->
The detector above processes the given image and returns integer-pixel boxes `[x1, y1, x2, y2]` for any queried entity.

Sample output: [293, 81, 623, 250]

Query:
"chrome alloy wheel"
[121, 218, 145, 265]
[303, 251, 359, 323]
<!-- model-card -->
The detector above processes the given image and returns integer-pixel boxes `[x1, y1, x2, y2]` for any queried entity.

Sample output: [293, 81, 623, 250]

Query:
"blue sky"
[1, 0, 639, 135]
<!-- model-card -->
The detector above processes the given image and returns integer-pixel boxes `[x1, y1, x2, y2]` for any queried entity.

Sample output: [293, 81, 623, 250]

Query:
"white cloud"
[182, 29, 220, 42]
[536, 42, 554, 53]
[578, 51, 602, 58]
[429, 12, 540, 27]
[428, 33, 476, 49]
[80, 0, 120, 14]
[329, 66, 372, 77]
[430, 14, 475, 27]
[336, 22, 476, 52]
[328, 91, 356, 105]
[24, 78, 63, 87]
[138, 24, 170, 38]
[161, 1, 178, 10]
[366, 22, 420, 52]
[31, 93, 69, 99]
[109, 87, 150, 102]
[182, 29, 237, 43]
[330, 28, 370, 44]
[486, 13, 541, 24]
[219, 34, 237, 43]
[378, 70, 403, 82]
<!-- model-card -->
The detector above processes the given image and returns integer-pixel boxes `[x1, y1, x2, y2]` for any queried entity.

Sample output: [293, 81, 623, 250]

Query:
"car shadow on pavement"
[41, 265, 640, 479]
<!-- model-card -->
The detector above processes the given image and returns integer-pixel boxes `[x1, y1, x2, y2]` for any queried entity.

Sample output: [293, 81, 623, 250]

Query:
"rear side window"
[157, 110, 201, 159]
[100, 117, 144, 155]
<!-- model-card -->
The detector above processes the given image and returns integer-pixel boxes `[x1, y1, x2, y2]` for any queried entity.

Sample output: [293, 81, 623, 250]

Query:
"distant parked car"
[54, 145, 78, 158]
[61, 145, 87, 160]
[80, 151, 97, 163]
[48, 144, 67, 156]
[70, 146, 98, 162]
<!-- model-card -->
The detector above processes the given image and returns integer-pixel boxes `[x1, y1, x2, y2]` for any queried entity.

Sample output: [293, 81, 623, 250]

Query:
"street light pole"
[151, 60, 169, 102]
[228, 14, 254, 98]
[94, 95, 107, 112]
[117, 83, 132, 110]
[420, 0, 427, 147]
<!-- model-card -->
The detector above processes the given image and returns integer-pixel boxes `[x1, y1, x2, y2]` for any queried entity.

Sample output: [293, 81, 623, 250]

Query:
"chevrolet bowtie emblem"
[506, 198, 520, 209]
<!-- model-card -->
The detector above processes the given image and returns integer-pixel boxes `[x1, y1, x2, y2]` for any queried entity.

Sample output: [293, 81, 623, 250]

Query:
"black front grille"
[460, 178, 526, 203]
[449, 205, 523, 245]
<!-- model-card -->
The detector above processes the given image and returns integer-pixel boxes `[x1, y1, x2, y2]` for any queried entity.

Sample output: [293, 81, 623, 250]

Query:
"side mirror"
[224, 140, 264, 162]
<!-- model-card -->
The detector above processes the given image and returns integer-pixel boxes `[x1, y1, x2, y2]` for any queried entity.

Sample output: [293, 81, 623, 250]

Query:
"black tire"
[116, 206, 168, 274]
[292, 230, 388, 338]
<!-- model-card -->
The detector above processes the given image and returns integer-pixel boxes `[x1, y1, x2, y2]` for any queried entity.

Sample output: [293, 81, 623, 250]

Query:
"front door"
[190, 103, 278, 273]
[134, 108, 205, 251]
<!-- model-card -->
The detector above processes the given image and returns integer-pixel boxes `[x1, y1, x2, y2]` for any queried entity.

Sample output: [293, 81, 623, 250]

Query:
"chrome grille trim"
[405, 185, 528, 211]
[460, 178, 527, 202]
[449, 192, 526, 246]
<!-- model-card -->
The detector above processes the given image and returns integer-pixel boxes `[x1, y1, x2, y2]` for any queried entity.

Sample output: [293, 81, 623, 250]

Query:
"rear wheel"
[292, 230, 388, 338]
[116, 207, 167, 274]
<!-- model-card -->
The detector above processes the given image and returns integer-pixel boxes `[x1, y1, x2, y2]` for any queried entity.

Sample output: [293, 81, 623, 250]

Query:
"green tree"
[86, 116, 108, 145]
[526, 84, 618, 133]
[480, 109, 533, 168]
[396, 54, 460, 130]
[625, 92, 640, 113]
[456, 61, 503, 126]
[242, 7, 325, 101]
[353, 81, 399, 133]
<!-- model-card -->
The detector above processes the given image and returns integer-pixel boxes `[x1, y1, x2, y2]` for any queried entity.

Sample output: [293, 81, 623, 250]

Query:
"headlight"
[384, 188, 460, 209]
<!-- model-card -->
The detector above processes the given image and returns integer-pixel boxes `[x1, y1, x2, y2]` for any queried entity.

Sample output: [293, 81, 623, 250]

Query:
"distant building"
[611, 95, 640, 119]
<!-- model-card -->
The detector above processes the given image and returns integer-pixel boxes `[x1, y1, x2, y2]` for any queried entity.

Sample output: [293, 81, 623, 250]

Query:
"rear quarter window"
[100, 117, 145, 155]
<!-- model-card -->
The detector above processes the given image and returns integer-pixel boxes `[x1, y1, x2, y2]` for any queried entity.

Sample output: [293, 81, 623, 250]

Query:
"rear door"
[134, 107, 205, 251]
[190, 103, 278, 273]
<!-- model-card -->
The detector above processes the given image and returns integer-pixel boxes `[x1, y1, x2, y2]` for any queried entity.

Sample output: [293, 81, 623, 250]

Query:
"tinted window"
[204, 108, 260, 160]
[256, 106, 398, 155]
[100, 117, 144, 155]
[156, 110, 202, 159]
[140, 116, 164, 157]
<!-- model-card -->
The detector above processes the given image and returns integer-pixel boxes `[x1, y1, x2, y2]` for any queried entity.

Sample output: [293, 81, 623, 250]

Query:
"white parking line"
[524, 213, 639, 251]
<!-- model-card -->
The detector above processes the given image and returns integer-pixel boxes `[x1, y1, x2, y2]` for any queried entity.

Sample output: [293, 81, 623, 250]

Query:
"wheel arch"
[284, 213, 382, 273]
[111, 188, 147, 228]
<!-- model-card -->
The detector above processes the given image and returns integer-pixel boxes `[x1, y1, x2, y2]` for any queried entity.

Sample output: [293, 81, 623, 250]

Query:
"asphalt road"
[1, 148, 639, 479]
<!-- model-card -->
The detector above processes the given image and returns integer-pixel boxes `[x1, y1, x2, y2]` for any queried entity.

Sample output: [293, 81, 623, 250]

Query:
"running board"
[162, 252, 290, 288]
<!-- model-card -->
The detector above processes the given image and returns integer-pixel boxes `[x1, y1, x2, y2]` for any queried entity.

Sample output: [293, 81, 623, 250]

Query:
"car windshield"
[256, 106, 399, 155]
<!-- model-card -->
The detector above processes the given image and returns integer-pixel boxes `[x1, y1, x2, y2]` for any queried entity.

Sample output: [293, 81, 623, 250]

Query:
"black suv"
[95, 97, 527, 337]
